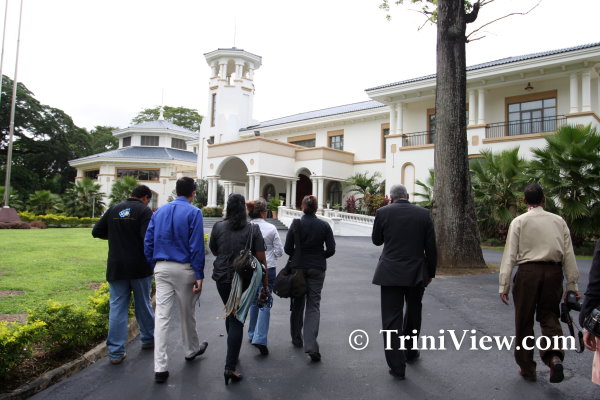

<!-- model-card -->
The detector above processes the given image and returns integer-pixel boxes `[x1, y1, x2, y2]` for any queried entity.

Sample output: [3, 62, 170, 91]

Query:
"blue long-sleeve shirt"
[144, 197, 205, 280]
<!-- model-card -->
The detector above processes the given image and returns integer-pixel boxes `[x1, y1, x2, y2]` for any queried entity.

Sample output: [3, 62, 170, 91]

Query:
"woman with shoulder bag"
[580, 239, 600, 385]
[284, 195, 335, 362]
[209, 194, 267, 385]
[246, 199, 284, 355]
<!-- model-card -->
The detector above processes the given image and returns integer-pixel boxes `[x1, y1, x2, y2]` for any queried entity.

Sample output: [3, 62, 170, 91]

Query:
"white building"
[70, 42, 600, 220]
[69, 111, 198, 208]
[197, 42, 600, 214]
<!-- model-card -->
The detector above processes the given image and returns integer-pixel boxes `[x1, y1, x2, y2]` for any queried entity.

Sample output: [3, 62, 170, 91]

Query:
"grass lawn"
[0, 228, 107, 314]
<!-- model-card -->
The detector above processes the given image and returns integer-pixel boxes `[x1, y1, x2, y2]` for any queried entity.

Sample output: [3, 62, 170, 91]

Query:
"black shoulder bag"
[232, 224, 257, 284]
[273, 219, 307, 298]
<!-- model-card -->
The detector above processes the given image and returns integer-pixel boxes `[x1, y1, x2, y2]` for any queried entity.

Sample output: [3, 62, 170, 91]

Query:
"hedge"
[18, 212, 99, 228]
[202, 206, 223, 217]
[0, 283, 110, 380]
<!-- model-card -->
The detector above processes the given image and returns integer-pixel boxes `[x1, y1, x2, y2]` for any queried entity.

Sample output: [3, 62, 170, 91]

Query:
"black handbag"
[273, 219, 306, 298]
[584, 307, 600, 338]
[232, 224, 257, 283]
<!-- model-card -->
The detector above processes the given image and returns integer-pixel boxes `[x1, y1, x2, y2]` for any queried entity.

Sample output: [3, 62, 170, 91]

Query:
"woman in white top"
[246, 198, 284, 355]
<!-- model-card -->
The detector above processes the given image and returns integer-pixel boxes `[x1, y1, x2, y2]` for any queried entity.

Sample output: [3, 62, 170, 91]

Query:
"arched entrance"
[295, 173, 312, 208]
[263, 183, 276, 200]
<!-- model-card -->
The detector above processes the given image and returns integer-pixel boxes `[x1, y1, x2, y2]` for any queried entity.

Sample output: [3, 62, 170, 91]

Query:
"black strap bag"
[273, 219, 306, 298]
[232, 224, 257, 284]
[584, 307, 600, 339]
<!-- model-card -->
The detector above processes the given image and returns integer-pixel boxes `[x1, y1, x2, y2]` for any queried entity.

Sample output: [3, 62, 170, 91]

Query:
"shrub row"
[202, 206, 223, 217]
[18, 212, 99, 228]
[0, 283, 110, 380]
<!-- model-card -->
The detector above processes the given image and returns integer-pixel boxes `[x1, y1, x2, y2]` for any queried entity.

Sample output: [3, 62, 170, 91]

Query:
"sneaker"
[185, 341, 208, 361]
[110, 353, 127, 365]
[154, 371, 169, 383]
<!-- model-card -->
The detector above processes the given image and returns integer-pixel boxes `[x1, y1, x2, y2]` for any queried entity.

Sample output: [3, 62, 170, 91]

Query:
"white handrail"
[323, 209, 374, 225]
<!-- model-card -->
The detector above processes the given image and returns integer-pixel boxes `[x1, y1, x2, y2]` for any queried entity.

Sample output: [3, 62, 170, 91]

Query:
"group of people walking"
[93, 177, 600, 387]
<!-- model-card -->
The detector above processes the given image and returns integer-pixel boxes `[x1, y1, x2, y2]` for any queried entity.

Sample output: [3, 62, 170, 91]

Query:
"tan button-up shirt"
[498, 207, 579, 294]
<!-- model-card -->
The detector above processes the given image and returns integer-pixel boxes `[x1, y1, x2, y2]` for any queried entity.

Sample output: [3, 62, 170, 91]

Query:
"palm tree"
[109, 177, 138, 206]
[28, 190, 62, 215]
[63, 178, 105, 218]
[414, 169, 434, 209]
[528, 124, 600, 245]
[470, 148, 528, 240]
[0, 186, 24, 210]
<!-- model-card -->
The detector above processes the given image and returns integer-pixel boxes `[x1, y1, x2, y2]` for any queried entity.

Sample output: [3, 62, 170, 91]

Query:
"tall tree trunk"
[433, 0, 485, 269]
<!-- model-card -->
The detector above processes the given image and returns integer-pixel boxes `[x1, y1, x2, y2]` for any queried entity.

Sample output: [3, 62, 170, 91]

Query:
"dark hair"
[176, 177, 197, 197]
[225, 193, 248, 230]
[247, 199, 267, 219]
[131, 185, 152, 199]
[302, 195, 318, 215]
[524, 183, 544, 205]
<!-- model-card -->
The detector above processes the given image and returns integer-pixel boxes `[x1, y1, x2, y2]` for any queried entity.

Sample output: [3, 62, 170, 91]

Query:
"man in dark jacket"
[92, 185, 155, 365]
[372, 184, 437, 379]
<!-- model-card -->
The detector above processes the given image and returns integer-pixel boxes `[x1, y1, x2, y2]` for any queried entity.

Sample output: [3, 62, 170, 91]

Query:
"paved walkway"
[32, 236, 598, 400]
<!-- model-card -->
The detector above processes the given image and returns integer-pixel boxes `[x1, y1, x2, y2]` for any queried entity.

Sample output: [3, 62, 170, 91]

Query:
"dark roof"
[71, 146, 197, 163]
[241, 100, 385, 131]
[125, 120, 197, 136]
[366, 41, 600, 91]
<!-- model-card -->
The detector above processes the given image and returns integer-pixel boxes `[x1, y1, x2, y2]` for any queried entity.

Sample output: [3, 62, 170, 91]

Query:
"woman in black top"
[284, 195, 335, 361]
[580, 239, 600, 384]
[209, 194, 267, 384]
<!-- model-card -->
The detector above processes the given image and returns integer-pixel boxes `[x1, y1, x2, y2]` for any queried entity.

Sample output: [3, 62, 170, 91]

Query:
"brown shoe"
[519, 369, 536, 382]
[549, 357, 564, 383]
[110, 353, 127, 365]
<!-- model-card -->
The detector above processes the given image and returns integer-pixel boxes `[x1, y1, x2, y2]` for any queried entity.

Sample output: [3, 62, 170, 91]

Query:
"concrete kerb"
[0, 310, 143, 400]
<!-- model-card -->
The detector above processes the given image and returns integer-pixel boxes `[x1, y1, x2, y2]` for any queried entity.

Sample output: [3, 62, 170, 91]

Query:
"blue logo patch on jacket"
[119, 208, 131, 218]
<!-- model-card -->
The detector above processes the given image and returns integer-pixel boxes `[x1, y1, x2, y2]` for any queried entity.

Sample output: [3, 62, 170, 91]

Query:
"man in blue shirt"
[144, 177, 207, 383]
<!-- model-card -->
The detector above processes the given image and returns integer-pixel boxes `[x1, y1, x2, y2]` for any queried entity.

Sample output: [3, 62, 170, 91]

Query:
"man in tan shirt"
[499, 184, 579, 384]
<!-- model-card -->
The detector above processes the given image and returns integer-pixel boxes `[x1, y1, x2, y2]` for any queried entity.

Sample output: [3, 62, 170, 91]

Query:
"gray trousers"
[290, 268, 326, 353]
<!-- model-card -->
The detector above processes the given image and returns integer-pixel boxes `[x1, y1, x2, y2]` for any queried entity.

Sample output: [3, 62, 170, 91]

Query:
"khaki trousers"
[154, 261, 200, 373]
[512, 263, 564, 374]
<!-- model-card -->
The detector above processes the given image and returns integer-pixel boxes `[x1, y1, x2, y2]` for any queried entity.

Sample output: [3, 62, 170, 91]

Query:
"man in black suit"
[371, 184, 437, 379]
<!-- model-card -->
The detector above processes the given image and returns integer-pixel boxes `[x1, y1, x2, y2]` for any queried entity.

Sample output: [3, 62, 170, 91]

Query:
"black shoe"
[549, 358, 564, 383]
[520, 370, 537, 382]
[253, 343, 269, 355]
[292, 340, 303, 348]
[141, 342, 154, 350]
[308, 352, 321, 362]
[154, 371, 169, 383]
[406, 350, 420, 363]
[389, 369, 406, 379]
[185, 341, 208, 361]
[224, 369, 243, 385]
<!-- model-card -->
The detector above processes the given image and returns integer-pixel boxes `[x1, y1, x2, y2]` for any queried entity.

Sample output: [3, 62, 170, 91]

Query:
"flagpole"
[3, 0, 23, 209]
[0, 0, 9, 108]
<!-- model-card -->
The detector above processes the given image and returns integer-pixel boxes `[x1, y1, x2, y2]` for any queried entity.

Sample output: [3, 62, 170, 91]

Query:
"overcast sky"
[0, 0, 598, 131]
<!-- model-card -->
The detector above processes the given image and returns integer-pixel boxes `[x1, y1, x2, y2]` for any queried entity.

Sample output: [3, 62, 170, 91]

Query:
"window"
[207, 136, 215, 145]
[328, 181, 342, 207]
[288, 134, 316, 148]
[328, 130, 344, 150]
[116, 169, 159, 181]
[211, 93, 217, 127]
[507, 94, 557, 136]
[122, 136, 131, 147]
[171, 138, 187, 150]
[381, 123, 390, 158]
[141, 136, 159, 146]
[84, 170, 100, 180]
[427, 109, 436, 145]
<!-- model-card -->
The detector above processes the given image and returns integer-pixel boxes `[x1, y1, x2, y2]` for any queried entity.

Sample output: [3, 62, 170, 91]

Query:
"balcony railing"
[485, 115, 566, 139]
[402, 131, 435, 147]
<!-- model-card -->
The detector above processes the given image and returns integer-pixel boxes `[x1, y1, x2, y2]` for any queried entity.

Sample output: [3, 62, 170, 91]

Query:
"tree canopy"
[131, 106, 203, 131]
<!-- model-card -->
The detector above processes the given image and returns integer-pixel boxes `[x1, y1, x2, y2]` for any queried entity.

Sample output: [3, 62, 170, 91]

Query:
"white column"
[396, 103, 403, 134]
[317, 178, 325, 209]
[210, 62, 218, 77]
[248, 175, 255, 201]
[212, 179, 219, 206]
[582, 70, 592, 112]
[244, 182, 249, 199]
[291, 180, 297, 209]
[570, 72, 579, 113]
[389, 105, 397, 135]
[468, 90, 476, 126]
[254, 175, 261, 199]
[206, 178, 214, 207]
[285, 180, 291, 208]
[235, 63, 243, 80]
[477, 88, 486, 125]
[219, 63, 226, 79]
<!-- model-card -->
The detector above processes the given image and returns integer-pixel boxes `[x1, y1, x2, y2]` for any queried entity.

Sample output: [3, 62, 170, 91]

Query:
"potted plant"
[267, 197, 281, 219]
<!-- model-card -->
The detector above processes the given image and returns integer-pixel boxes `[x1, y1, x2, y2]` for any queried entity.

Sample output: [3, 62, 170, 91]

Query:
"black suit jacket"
[371, 199, 437, 287]
[580, 239, 600, 326]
